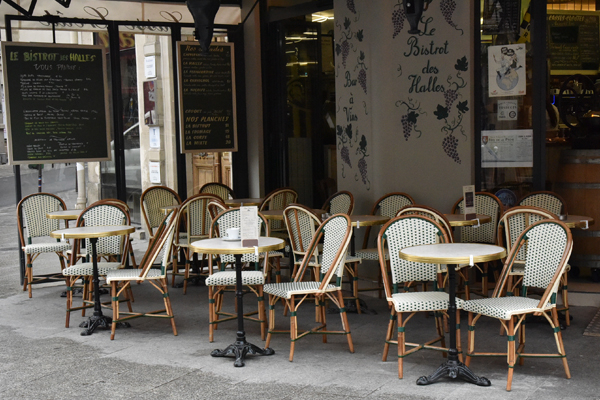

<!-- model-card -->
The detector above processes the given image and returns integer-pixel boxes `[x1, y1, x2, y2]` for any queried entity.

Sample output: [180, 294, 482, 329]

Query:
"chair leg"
[258, 286, 266, 341]
[265, 294, 276, 349]
[561, 273, 570, 327]
[26, 256, 33, 298]
[337, 290, 354, 353]
[111, 281, 119, 340]
[551, 308, 571, 379]
[382, 310, 396, 362]
[289, 295, 297, 362]
[208, 286, 215, 342]
[466, 312, 475, 367]
[161, 278, 177, 336]
[183, 259, 191, 295]
[506, 317, 516, 391]
[397, 312, 405, 379]
[65, 276, 73, 328]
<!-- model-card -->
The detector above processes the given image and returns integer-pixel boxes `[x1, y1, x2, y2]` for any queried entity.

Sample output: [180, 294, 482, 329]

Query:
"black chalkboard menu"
[547, 12, 600, 73]
[177, 41, 237, 153]
[1, 42, 110, 164]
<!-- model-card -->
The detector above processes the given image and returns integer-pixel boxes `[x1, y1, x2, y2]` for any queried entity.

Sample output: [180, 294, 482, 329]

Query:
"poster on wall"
[482, 0, 522, 35]
[488, 44, 526, 97]
[481, 129, 533, 168]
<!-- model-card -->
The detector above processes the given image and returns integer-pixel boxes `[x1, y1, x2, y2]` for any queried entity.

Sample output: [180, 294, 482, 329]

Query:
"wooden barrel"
[555, 149, 600, 272]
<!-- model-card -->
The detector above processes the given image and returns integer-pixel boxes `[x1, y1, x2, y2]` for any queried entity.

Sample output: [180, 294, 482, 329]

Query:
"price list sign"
[177, 42, 237, 153]
[1, 43, 110, 164]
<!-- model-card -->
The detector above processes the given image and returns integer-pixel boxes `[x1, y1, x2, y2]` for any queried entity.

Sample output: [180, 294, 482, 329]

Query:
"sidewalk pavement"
[1, 190, 600, 399]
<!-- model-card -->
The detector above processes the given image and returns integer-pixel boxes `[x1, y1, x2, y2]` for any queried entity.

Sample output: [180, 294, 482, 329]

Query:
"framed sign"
[1, 42, 110, 164]
[547, 11, 600, 74]
[177, 41, 237, 153]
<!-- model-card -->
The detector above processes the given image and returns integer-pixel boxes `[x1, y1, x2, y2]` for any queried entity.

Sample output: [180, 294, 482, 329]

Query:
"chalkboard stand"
[14, 165, 25, 285]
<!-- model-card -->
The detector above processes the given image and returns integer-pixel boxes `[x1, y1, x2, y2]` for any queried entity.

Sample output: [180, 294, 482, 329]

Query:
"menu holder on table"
[240, 206, 259, 248]
[463, 185, 476, 220]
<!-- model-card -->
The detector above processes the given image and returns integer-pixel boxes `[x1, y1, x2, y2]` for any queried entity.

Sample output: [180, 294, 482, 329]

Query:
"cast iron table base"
[416, 355, 491, 386]
[211, 254, 274, 367]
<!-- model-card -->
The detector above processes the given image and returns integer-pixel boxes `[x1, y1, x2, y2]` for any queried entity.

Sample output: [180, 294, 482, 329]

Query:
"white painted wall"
[334, 0, 475, 215]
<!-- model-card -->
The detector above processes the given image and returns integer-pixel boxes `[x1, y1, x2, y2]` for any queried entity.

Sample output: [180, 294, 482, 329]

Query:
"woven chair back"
[452, 192, 503, 244]
[139, 211, 176, 279]
[18, 193, 66, 240]
[518, 191, 567, 216]
[397, 204, 454, 242]
[284, 204, 321, 266]
[141, 186, 181, 236]
[499, 206, 557, 263]
[260, 188, 298, 231]
[377, 215, 448, 293]
[200, 182, 236, 201]
[322, 191, 354, 215]
[77, 203, 129, 257]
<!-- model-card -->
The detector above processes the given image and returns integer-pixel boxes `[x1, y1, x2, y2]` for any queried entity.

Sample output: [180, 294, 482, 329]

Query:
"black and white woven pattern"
[378, 194, 414, 218]
[142, 187, 179, 231]
[506, 212, 548, 263]
[285, 207, 320, 266]
[462, 296, 551, 320]
[63, 261, 122, 276]
[260, 189, 297, 231]
[383, 217, 441, 284]
[206, 270, 264, 286]
[329, 193, 353, 214]
[80, 205, 127, 257]
[21, 194, 62, 238]
[320, 215, 350, 283]
[213, 209, 267, 264]
[263, 280, 338, 298]
[24, 242, 71, 254]
[391, 291, 463, 312]
[456, 194, 500, 244]
[522, 222, 568, 289]
[200, 183, 234, 200]
[519, 193, 564, 216]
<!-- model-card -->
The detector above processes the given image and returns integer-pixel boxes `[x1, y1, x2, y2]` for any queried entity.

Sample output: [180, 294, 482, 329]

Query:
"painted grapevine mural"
[335, 1, 372, 190]
[392, 0, 470, 164]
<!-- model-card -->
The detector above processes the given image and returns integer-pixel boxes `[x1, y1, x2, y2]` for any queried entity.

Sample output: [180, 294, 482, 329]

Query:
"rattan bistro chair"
[517, 191, 567, 216]
[200, 182, 236, 201]
[464, 220, 573, 391]
[321, 190, 354, 215]
[356, 192, 415, 297]
[378, 215, 460, 379]
[107, 211, 178, 340]
[205, 208, 270, 342]
[259, 188, 298, 239]
[451, 192, 503, 297]
[264, 214, 354, 361]
[17, 193, 71, 298]
[62, 202, 131, 328]
[141, 186, 181, 240]
[172, 193, 221, 293]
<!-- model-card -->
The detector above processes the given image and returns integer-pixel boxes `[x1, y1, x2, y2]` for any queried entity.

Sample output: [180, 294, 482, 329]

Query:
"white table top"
[50, 225, 135, 239]
[399, 243, 506, 264]
[46, 209, 82, 220]
[561, 215, 594, 229]
[190, 236, 284, 255]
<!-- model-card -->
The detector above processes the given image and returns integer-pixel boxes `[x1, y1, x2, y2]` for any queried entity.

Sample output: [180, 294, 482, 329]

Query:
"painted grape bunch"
[347, 0, 357, 14]
[400, 111, 418, 141]
[341, 145, 352, 168]
[392, 8, 405, 38]
[358, 69, 367, 94]
[444, 89, 458, 109]
[442, 134, 461, 164]
[358, 158, 368, 184]
[440, 0, 459, 30]
[341, 40, 350, 68]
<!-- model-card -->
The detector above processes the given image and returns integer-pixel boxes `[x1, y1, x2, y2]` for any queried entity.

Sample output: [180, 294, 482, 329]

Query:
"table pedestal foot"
[79, 316, 130, 335]
[416, 360, 490, 386]
[211, 336, 274, 367]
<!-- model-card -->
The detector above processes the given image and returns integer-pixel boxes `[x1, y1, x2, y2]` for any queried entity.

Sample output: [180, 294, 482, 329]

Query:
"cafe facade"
[2, 1, 599, 270]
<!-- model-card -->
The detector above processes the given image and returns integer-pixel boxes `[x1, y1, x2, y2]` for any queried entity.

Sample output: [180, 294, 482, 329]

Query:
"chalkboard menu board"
[177, 42, 237, 153]
[547, 12, 600, 73]
[1, 42, 110, 165]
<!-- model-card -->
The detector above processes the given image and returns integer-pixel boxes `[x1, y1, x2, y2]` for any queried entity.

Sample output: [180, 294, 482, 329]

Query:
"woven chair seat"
[62, 262, 122, 276]
[355, 247, 388, 261]
[106, 268, 163, 283]
[24, 242, 71, 254]
[205, 270, 264, 286]
[264, 281, 337, 299]
[390, 291, 463, 313]
[462, 296, 552, 320]
[269, 251, 284, 258]
[346, 254, 361, 263]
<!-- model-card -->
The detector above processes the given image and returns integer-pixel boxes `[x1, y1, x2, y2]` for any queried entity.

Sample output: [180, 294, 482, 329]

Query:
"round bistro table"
[51, 225, 135, 336]
[190, 236, 284, 367]
[399, 243, 506, 386]
[444, 214, 491, 227]
[46, 209, 82, 221]
[224, 198, 264, 207]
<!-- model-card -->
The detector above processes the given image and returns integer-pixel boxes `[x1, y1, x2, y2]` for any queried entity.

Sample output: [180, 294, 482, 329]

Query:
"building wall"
[334, 0, 475, 215]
